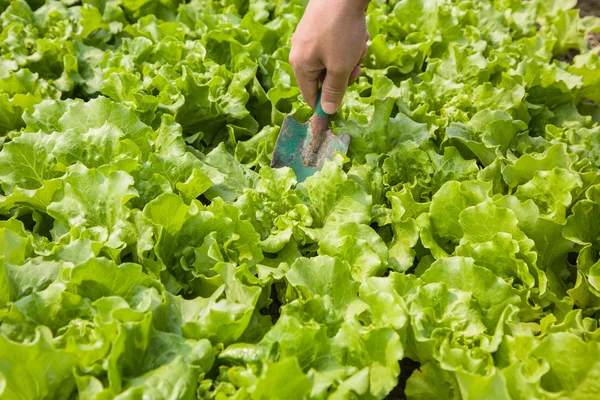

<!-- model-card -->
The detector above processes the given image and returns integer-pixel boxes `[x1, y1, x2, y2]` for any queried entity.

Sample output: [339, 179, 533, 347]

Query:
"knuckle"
[288, 51, 302, 68]
[326, 65, 352, 76]
[321, 84, 345, 97]
[291, 33, 307, 48]
[289, 53, 299, 67]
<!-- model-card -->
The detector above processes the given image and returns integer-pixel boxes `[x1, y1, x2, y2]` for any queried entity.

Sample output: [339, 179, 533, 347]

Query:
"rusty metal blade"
[271, 115, 350, 183]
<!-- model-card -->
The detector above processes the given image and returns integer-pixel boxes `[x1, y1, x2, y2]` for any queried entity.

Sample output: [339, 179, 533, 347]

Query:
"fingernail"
[322, 101, 338, 114]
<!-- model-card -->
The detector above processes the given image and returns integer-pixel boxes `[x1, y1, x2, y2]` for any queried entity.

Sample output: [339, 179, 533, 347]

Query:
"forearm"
[308, 0, 371, 13]
[352, 0, 371, 10]
[358, 0, 371, 9]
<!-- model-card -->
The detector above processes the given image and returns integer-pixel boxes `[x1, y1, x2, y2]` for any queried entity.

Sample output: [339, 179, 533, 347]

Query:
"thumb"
[320, 69, 351, 114]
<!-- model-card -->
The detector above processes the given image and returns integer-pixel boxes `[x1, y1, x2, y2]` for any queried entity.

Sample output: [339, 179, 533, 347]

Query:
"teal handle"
[314, 88, 331, 118]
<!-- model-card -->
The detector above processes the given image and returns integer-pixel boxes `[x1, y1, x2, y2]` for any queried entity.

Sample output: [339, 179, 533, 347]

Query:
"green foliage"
[0, 0, 600, 398]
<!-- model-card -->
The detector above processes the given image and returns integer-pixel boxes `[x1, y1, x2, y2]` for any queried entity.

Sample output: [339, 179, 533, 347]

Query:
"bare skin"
[289, 0, 371, 115]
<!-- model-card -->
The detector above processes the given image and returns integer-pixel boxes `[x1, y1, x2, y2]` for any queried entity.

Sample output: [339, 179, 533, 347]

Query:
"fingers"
[289, 47, 321, 109]
[349, 43, 368, 85]
[320, 40, 368, 105]
[360, 43, 368, 63]
[289, 19, 370, 112]
[296, 72, 319, 110]
[321, 68, 352, 114]
[349, 65, 361, 85]
[293, 40, 368, 110]
[348, 38, 369, 86]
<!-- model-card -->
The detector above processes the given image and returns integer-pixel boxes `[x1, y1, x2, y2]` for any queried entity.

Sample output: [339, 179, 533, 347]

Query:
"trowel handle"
[305, 87, 334, 161]
[312, 88, 334, 124]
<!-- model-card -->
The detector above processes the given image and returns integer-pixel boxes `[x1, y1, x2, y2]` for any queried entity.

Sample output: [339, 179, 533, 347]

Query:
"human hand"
[289, 0, 370, 115]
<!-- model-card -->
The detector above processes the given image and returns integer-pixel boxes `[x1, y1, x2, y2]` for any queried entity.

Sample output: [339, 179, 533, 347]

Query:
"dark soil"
[580, 0, 600, 48]
[579, 0, 600, 17]
[387, 359, 421, 400]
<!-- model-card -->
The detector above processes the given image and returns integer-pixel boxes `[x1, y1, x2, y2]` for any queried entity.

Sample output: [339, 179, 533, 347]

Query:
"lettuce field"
[1, 0, 600, 398]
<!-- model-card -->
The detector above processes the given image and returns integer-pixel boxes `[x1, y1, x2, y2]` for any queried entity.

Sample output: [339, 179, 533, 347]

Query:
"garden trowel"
[270, 89, 351, 182]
